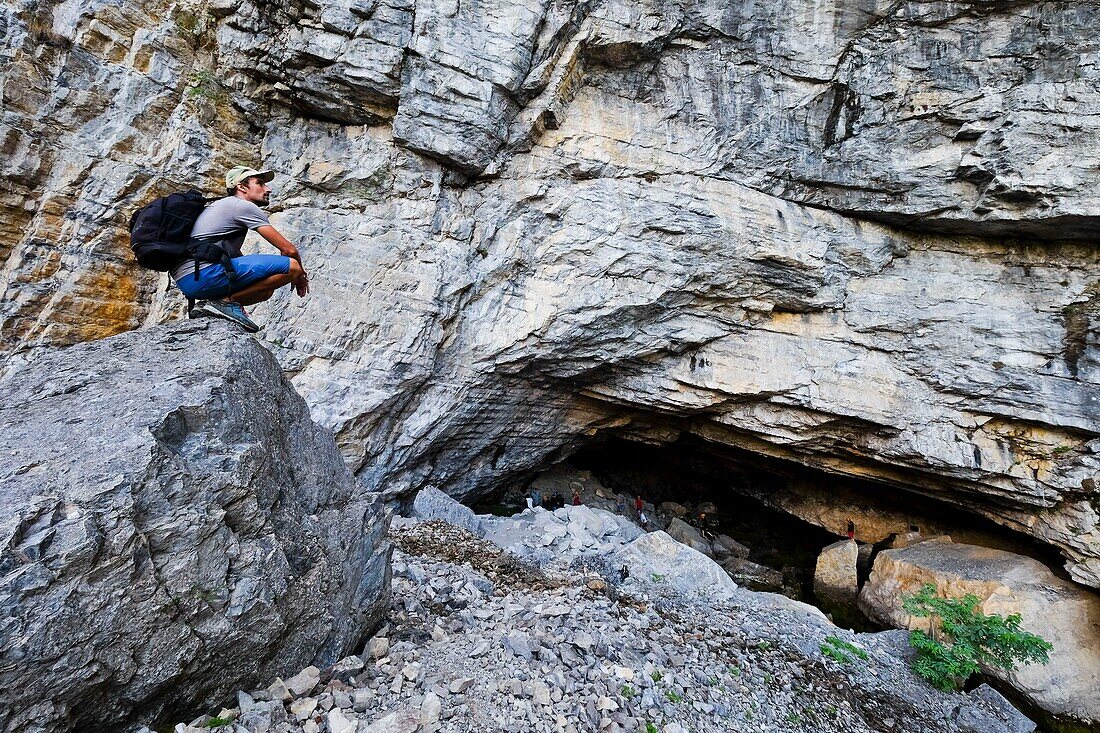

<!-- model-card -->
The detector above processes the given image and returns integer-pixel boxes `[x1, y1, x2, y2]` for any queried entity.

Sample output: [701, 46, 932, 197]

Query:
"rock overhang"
[1, 0, 1097, 600]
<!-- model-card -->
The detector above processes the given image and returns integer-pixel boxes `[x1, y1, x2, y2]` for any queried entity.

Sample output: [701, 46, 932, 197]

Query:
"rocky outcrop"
[859, 538, 1100, 728]
[411, 486, 483, 535]
[481, 504, 643, 566]
[613, 531, 739, 603]
[1, 0, 1098, 593]
[0, 321, 391, 732]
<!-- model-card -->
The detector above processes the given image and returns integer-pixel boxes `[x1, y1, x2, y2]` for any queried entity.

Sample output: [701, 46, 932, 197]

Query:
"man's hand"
[257, 225, 310, 297]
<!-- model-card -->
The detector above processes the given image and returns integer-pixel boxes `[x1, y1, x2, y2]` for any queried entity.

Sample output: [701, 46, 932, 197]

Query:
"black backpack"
[128, 190, 209, 271]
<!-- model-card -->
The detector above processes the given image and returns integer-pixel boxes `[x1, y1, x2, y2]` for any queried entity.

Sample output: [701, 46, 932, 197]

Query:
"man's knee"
[287, 258, 302, 278]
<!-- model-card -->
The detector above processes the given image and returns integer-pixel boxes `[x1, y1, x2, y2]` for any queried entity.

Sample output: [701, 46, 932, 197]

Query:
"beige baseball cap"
[225, 165, 275, 188]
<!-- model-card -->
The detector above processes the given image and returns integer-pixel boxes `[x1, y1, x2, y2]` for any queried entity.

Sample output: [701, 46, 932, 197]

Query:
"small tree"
[901, 583, 1053, 691]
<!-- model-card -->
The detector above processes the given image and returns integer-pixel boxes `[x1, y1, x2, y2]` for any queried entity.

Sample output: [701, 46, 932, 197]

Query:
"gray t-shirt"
[172, 196, 271, 281]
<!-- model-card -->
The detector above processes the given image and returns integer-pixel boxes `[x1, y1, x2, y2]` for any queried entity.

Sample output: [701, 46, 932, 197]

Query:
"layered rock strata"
[0, 320, 391, 732]
[1, 0, 1097, 592]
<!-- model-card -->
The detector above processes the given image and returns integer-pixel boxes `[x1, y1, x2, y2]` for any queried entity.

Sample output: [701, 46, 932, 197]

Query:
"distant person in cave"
[847, 517, 855, 540]
[572, 489, 581, 506]
[638, 511, 650, 530]
[174, 165, 309, 332]
[634, 495, 644, 514]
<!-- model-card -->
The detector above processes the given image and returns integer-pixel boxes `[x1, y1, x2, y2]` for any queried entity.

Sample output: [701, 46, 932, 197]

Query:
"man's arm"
[257, 225, 309, 296]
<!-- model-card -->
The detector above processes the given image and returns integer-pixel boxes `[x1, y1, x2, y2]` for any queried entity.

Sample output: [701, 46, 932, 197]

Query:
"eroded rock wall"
[1, 0, 1097, 593]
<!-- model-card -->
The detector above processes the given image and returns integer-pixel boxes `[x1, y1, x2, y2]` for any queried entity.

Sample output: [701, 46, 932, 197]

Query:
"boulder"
[712, 534, 751, 560]
[720, 557, 785, 593]
[859, 539, 1100, 726]
[814, 539, 859, 610]
[890, 532, 952, 550]
[411, 487, 482, 535]
[665, 518, 713, 556]
[614, 531, 738, 602]
[0, 321, 391, 732]
[657, 502, 688, 518]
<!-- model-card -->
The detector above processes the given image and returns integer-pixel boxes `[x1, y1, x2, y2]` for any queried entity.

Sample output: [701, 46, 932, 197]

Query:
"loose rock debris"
[154, 517, 1035, 733]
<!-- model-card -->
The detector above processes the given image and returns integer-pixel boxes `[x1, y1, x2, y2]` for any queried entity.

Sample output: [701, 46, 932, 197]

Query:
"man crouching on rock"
[174, 165, 309, 332]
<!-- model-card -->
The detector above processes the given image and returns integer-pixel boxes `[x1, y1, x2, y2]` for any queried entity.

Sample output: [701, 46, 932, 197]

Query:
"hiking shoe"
[192, 300, 261, 333]
[187, 300, 208, 319]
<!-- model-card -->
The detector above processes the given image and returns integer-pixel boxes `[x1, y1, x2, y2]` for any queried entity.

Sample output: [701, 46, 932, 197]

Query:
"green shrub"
[901, 583, 1052, 691]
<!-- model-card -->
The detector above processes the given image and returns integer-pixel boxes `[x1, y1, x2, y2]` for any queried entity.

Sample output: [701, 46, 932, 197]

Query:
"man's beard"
[259, 195, 271, 206]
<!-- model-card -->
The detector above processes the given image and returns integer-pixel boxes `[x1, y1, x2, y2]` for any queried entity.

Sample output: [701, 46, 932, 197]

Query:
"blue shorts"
[175, 254, 291, 300]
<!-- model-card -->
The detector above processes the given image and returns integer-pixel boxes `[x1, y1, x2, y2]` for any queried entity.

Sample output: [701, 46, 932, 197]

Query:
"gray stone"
[326, 709, 357, 733]
[360, 708, 420, 733]
[420, 691, 442, 727]
[448, 677, 475, 694]
[720, 558, 785, 593]
[367, 636, 390, 659]
[813, 540, 859, 610]
[412, 487, 483, 535]
[711, 535, 751, 560]
[3, 5, 1100, 728]
[955, 685, 1037, 733]
[0, 321, 391, 732]
[503, 632, 533, 660]
[614, 531, 738, 602]
[290, 697, 318, 721]
[3, 0, 1100, 598]
[353, 687, 375, 712]
[285, 667, 321, 698]
[665, 518, 713, 556]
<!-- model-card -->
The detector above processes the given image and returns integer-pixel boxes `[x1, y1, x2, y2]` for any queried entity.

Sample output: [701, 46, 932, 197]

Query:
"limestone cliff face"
[2, 0, 1098, 594]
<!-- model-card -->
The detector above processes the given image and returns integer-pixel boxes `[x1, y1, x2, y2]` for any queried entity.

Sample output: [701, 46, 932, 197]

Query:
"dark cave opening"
[473, 431, 1073, 632]
[567, 433, 1069, 575]
[570, 439, 842, 602]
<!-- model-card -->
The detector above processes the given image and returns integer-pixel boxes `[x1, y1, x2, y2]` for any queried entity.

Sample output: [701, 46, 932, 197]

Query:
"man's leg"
[190, 255, 302, 331]
[225, 258, 302, 306]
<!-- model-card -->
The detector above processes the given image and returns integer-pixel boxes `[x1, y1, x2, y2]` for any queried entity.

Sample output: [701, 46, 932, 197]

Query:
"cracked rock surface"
[0, 320, 391, 733]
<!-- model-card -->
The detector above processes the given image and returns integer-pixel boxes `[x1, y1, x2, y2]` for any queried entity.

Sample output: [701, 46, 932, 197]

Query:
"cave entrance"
[482, 432, 1071, 630]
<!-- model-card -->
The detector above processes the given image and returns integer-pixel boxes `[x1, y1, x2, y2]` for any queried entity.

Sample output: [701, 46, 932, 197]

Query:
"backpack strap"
[187, 237, 239, 285]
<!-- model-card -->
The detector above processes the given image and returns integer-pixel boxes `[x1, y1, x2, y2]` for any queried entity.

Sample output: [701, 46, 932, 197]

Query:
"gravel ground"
[156, 519, 1034, 733]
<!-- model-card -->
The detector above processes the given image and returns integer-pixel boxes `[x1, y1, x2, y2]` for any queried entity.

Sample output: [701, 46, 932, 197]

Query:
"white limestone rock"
[614, 531, 738, 602]
[859, 539, 1100, 726]
[665, 518, 714, 556]
[1, 0, 1099, 593]
[412, 487, 483, 535]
